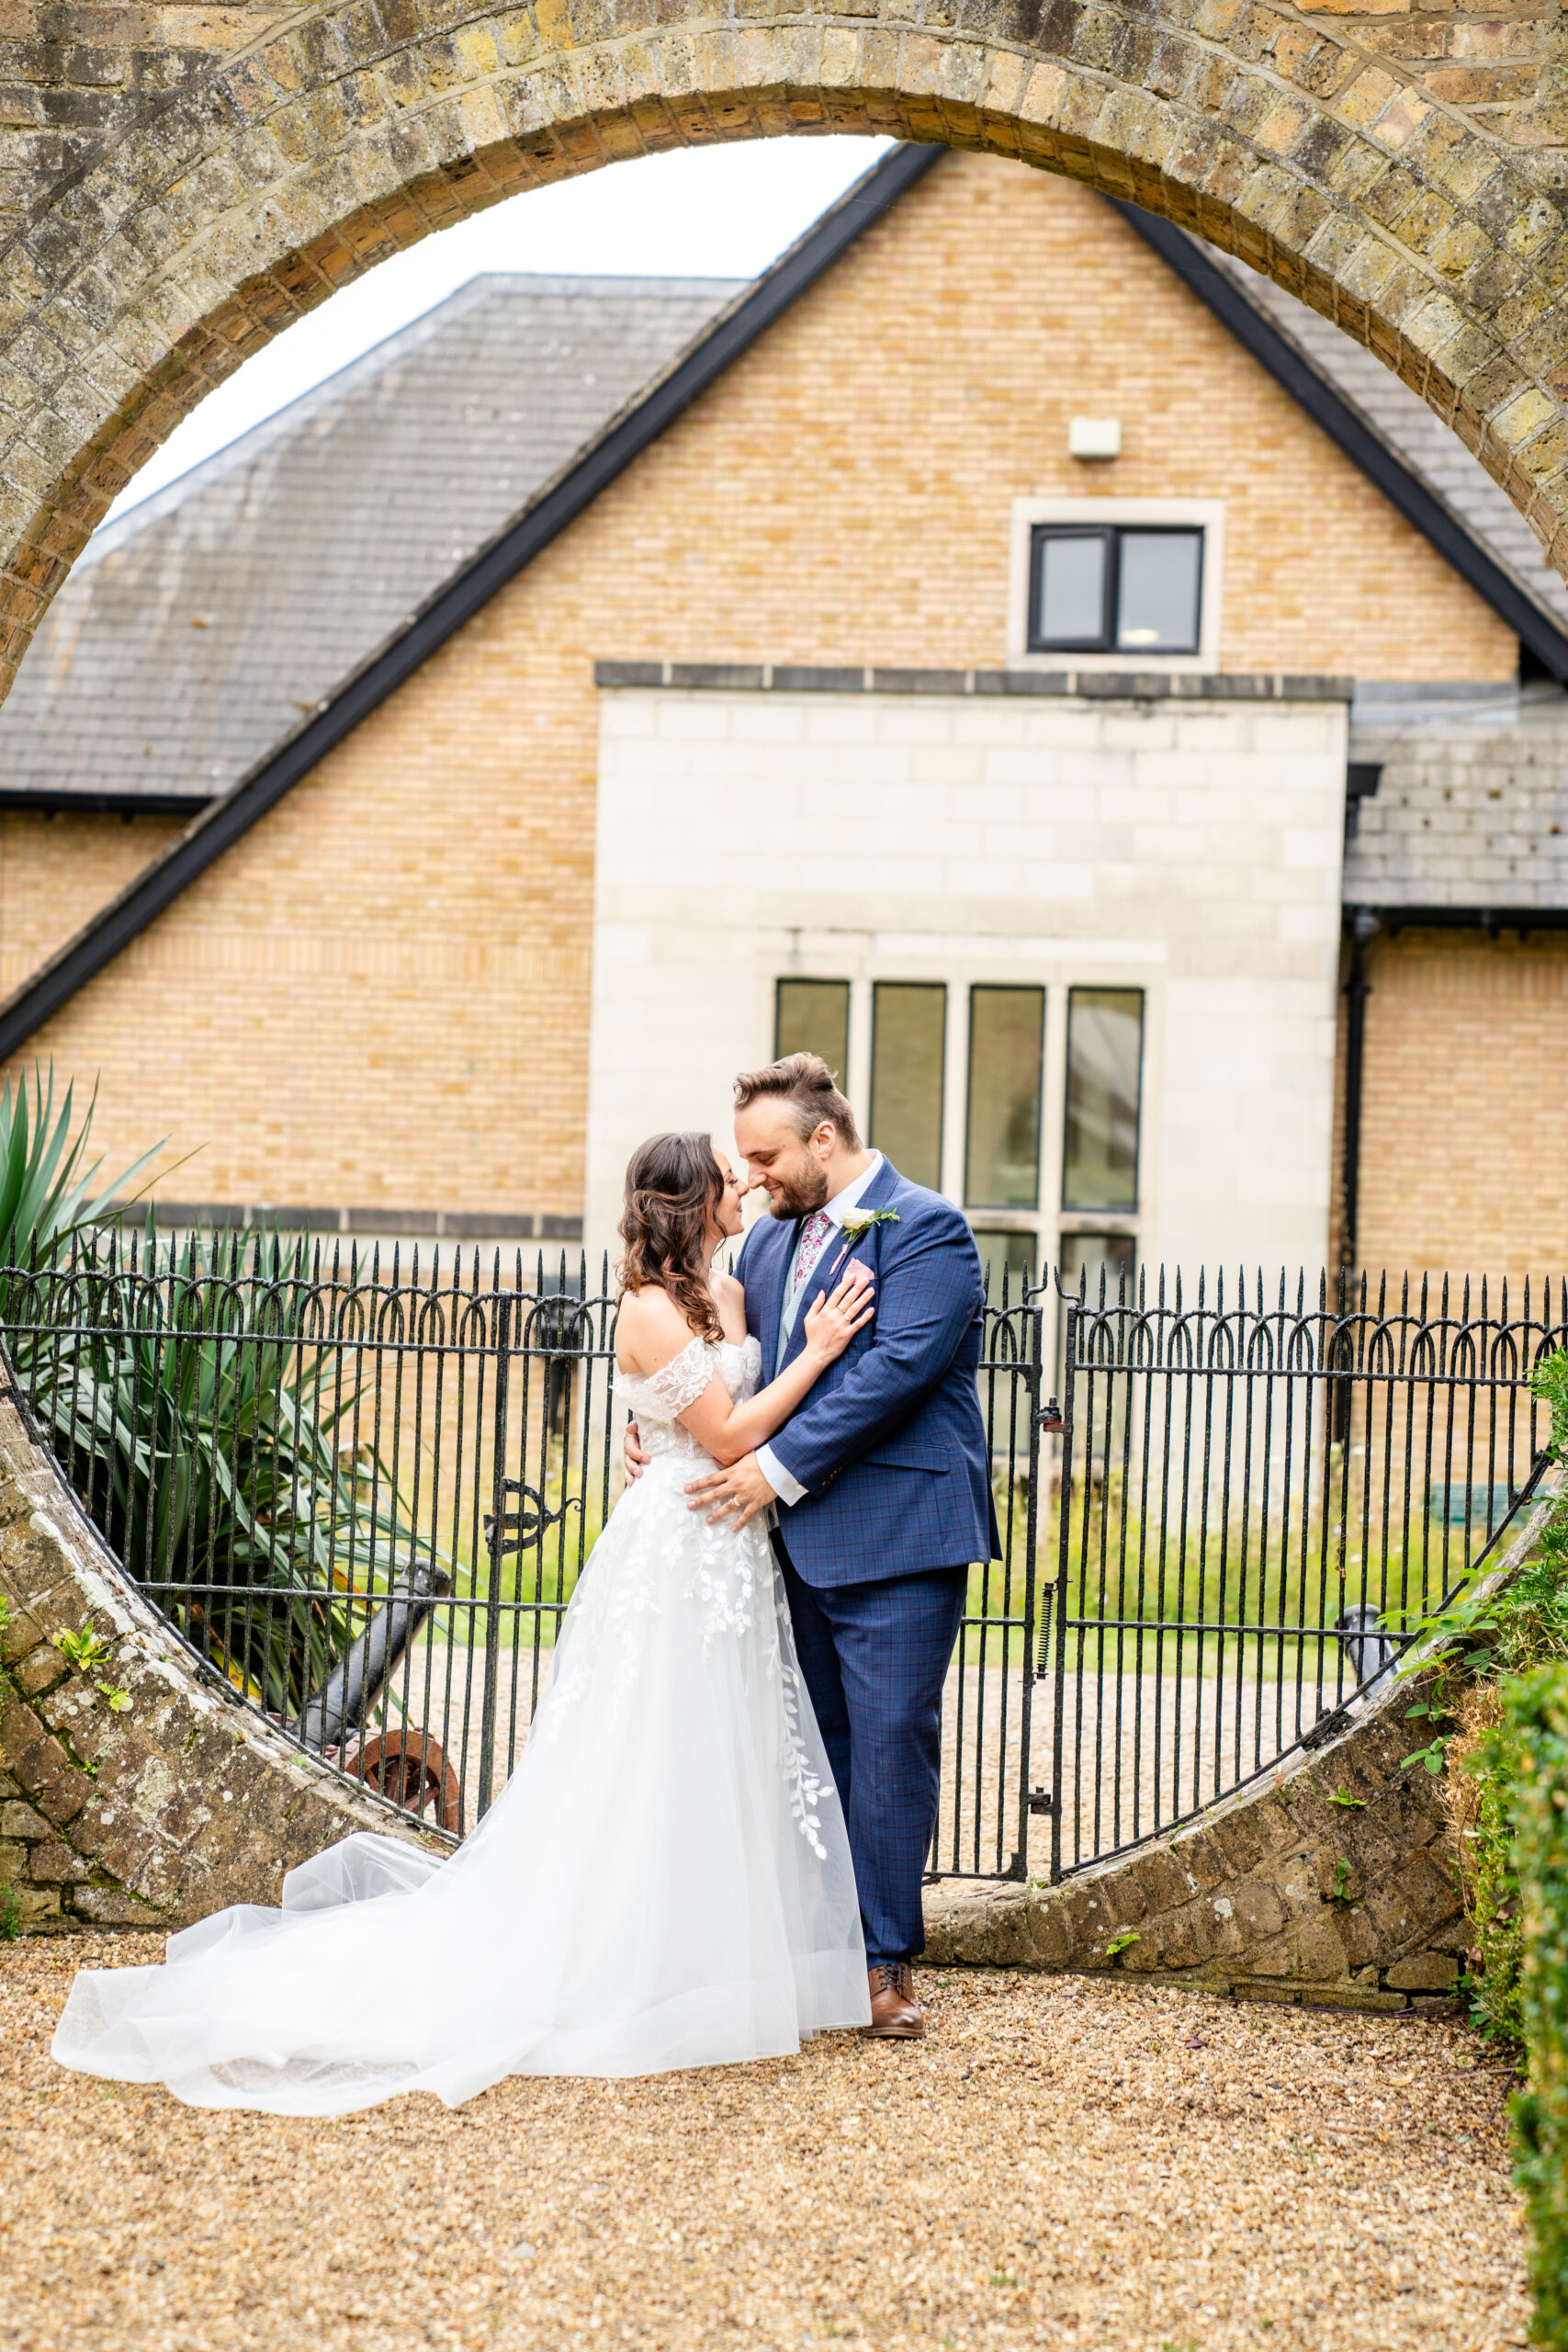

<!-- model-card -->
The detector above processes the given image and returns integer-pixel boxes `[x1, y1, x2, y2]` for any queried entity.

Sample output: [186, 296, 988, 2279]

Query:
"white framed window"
[764, 966, 1152, 1306]
[1007, 498, 1225, 673]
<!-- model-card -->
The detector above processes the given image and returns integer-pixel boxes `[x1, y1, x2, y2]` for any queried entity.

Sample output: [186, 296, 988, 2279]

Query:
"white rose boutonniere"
[840, 1206, 899, 1244]
[825, 1206, 898, 1282]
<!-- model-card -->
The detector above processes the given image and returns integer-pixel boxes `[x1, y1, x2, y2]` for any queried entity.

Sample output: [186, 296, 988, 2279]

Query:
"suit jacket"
[738, 1156, 999, 1587]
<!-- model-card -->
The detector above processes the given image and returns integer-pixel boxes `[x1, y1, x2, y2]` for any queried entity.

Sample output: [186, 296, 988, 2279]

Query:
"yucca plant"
[0, 1062, 164, 1268]
[0, 1068, 436, 1724]
[39, 1230, 441, 1719]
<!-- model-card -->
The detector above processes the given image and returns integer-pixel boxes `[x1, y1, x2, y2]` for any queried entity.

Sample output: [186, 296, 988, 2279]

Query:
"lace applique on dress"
[542, 1332, 771, 1733]
[620, 1332, 721, 1424]
[46, 1316, 867, 2114]
[615, 1335, 762, 1466]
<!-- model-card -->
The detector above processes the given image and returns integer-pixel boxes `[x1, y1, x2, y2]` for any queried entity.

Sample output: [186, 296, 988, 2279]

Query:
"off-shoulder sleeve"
[622, 1333, 720, 1423]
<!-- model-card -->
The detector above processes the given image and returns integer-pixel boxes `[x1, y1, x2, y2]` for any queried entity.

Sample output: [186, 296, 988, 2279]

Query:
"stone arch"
[0, 1376, 443, 1933]
[3, 2, 1568, 709]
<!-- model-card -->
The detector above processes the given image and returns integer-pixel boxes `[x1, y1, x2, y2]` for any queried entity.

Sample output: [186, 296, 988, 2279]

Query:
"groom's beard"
[767, 1162, 830, 1218]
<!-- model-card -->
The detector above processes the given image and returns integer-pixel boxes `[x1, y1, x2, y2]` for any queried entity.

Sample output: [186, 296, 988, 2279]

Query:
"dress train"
[51, 1335, 869, 2112]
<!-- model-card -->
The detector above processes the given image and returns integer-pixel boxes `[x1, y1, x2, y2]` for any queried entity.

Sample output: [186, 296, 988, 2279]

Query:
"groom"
[683, 1052, 998, 2040]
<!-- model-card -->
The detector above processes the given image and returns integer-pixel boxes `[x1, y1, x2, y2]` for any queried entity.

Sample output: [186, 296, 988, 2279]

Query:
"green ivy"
[1427, 1348, 1568, 2347]
[1390, 1346, 1568, 2052]
[1506, 1664, 1568, 2349]
[1463, 1707, 1527, 2050]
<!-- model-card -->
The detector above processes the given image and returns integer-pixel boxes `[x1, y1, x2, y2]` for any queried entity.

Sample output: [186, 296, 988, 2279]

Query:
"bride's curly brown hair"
[617, 1131, 726, 1343]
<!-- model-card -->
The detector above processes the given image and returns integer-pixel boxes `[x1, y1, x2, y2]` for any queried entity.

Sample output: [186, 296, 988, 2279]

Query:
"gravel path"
[2, 1935, 1528, 2352]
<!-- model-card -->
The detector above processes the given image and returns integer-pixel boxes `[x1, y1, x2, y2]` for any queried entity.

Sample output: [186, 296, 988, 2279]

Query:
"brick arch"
[3, 2, 1568, 708]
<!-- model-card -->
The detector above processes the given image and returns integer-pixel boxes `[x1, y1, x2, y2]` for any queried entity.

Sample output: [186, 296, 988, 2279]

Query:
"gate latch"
[1027, 1787, 1054, 1815]
[1035, 1397, 1064, 1431]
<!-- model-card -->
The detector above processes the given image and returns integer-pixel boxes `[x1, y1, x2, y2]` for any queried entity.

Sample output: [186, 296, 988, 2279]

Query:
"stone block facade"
[586, 677, 1349, 1271]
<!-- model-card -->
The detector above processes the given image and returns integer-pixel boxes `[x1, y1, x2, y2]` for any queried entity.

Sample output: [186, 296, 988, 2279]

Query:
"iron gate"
[1040, 1265, 1566, 1883]
[2, 1238, 1562, 1887]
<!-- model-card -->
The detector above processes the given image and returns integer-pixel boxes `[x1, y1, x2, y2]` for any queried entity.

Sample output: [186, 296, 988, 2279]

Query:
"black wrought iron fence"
[2, 1237, 1561, 1893]
[1040, 1264, 1567, 1880]
[938, 1270, 1042, 1879]
[0, 1233, 1042, 1873]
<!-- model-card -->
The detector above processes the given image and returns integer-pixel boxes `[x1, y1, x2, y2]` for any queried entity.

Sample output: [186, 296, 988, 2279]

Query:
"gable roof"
[1220, 255, 1568, 648]
[0, 272, 746, 811]
[2, 142, 1565, 1063]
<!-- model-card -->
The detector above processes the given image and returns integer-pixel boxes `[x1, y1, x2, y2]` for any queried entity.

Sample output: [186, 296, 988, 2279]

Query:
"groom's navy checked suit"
[737, 1156, 998, 1964]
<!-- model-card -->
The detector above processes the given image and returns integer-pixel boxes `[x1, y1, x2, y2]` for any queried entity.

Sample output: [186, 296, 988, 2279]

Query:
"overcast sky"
[108, 137, 893, 524]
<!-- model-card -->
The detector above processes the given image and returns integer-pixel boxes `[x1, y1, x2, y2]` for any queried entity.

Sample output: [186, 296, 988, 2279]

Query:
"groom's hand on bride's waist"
[686, 1453, 776, 1529]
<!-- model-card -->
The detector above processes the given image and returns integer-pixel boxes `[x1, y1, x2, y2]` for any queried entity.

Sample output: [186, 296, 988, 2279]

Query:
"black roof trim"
[1112, 202, 1568, 684]
[0, 791, 215, 819]
[1350, 902, 1568, 934]
[0, 141, 944, 1065]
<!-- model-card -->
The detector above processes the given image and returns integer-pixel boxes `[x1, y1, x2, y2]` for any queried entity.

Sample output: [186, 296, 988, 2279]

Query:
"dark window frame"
[1027, 523, 1205, 656]
[964, 982, 1046, 1212]
[773, 976, 852, 1084]
[971, 1225, 1038, 1306]
[1061, 985, 1145, 1216]
[869, 980, 948, 1192]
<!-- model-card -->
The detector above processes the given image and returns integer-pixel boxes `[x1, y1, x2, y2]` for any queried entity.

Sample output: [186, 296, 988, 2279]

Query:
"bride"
[51, 1132, 875, 2112]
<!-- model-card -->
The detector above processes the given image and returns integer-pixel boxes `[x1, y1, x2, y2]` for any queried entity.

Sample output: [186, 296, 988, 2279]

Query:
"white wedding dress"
[52, 1334, 870, 2113]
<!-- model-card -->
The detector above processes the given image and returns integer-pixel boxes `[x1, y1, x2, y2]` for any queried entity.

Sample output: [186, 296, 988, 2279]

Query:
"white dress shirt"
[755, 1152, 883, 1510]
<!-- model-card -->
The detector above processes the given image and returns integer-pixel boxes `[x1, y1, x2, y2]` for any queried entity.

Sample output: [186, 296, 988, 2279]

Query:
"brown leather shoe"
[862, 1962, 925, 2039]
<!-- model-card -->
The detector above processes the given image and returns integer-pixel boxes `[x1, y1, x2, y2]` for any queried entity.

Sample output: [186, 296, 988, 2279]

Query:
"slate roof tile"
[0, 274, 740, 805]
[1346, 698, 1568, 908]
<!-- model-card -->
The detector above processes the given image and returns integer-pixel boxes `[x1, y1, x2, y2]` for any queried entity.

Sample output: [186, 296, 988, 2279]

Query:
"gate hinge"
[1035, 1397, 1064, 1431]
[1027, 1787, 1054, 1815]
[484, 1477, 579, 1557]
[1301, 1704, 1353, 1751]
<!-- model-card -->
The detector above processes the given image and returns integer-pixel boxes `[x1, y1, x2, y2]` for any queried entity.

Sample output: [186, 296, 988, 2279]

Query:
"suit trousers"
[773, 1533, 967, 1966]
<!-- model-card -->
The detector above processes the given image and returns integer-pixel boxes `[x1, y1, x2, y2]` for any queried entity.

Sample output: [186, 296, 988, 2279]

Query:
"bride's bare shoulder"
[709, 1269, 749, 1344]
[615, 1283, 708, 1374]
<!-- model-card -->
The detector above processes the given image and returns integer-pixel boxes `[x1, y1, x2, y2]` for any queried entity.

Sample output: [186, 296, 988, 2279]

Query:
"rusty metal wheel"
[346, 1728, 462, 1833]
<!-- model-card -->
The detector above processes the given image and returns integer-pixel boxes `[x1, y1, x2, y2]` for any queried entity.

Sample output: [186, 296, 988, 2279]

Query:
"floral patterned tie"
[789, 1210, 834, 1309]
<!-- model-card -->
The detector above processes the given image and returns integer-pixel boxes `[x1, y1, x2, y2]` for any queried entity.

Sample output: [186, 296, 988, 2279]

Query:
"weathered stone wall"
[925, 1690, 1469, 2012]
[0, 1382, 443, 1935]
[4, 0, 1568, 715]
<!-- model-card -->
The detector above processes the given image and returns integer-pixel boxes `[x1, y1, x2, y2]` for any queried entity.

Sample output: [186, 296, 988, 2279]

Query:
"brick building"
[1, 145, 1563, 1292]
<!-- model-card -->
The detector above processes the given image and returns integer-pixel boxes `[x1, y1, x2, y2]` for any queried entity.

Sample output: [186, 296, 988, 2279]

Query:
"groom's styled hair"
[733, 1053, 863, 1151]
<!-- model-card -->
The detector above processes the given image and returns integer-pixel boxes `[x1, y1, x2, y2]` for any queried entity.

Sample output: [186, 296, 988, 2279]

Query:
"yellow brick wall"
[1, 154, 1522, 1219]
[0, 813, 186, 1002]
[1352, 928, 1568, 1288]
